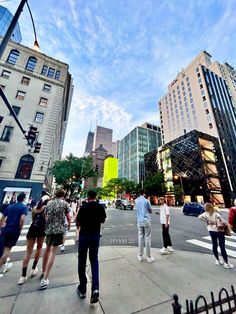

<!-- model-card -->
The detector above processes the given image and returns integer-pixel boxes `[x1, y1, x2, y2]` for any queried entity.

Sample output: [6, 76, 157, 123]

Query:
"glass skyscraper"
[0, 5, 22, 43]
[118, 123, 161, 183]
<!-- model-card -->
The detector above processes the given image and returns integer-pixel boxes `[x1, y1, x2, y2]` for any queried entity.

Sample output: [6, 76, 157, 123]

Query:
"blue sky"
[3, 0, 236, 156]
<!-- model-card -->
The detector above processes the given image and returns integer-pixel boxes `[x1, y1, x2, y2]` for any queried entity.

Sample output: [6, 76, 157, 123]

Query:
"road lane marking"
[186, 239, 236, 258]
[12, 239, 76, 253]
[203, 236, 236, 248]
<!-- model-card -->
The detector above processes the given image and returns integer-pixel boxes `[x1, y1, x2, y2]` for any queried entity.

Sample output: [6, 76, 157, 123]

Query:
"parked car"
[99, 200, 107, 209]
[183, 202, 204, 216]
[115, 199, 133, 210]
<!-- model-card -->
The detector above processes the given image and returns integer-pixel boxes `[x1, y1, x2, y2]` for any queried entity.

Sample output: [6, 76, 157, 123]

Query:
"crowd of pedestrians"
[0, 188, 236, 304]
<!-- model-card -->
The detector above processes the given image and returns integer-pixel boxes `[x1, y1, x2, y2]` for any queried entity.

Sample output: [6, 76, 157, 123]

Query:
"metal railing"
[172, 285, 236, 314]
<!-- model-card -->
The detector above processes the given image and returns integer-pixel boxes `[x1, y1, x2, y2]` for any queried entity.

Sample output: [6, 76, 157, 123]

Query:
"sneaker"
[137, 255, 143, 262]
[30, 267, 38, 278]
[224, 263, 234, 269]
[167, 246, 174, 253]
[90, 290, 99, 304]
[18, 276, 27, 285]
[2, 262, 12, 273]
[147, 256, 154, 263]
[40, 278, 49, 290]
[60, 245, 65, 252]
[76, 285, 86, 299]
[215, 260, 223, 266]
[160, 247, 168, 255]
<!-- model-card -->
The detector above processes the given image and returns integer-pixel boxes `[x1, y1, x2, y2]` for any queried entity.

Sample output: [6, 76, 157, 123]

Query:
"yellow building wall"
[102, 157, 118, 187]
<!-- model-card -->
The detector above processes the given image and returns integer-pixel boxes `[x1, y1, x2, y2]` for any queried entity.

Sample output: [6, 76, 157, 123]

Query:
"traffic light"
[33, 141, 42, 153]
[26, 125, 38, 145]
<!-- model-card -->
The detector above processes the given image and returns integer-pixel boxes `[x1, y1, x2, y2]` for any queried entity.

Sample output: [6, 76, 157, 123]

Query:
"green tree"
[105, 178, 138, 198]
[143, 172, 165, 196]
[50, 154, 96, 195]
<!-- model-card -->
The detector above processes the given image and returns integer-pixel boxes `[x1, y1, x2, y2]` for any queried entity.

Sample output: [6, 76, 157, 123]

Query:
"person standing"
[159, 197, 174, 255]
[40, 189, 71, 290]
[199, 203, 233, 269]
[135, 190, 154, 263]
[0, 193, 28, 277]
[17, 192, 50, 285]
[76, 190, 106, 304]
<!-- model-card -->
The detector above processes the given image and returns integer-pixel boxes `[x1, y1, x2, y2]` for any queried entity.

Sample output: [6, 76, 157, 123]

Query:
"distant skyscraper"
[93, 125, 113, 155]
[84, 131, 94, 156]
[0, 5, 22, 43]
[118, 123, 161, 183]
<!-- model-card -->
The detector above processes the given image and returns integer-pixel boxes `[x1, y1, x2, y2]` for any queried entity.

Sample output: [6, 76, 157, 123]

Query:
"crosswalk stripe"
[18, 231, 76, 241]
[12, 239, 76, 253]
[203, 236, 236, 248]
[186, 239, 236, 258]
[21, 227, 77, 235]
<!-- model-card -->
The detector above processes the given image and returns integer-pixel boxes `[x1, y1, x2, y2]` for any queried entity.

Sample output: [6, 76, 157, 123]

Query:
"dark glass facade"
[0, 5, 22, 43]
[202, 66, 236, 196]
[145, 130, 231, 207]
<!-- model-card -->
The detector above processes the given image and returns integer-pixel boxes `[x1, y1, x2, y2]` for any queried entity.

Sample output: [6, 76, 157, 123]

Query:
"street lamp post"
[174, 172, 187, 204]
[0, 0, 40, 148]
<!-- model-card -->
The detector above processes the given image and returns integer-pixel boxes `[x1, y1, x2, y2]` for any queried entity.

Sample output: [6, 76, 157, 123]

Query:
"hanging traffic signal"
[26, 125, 38, 145]
[33, 141, 42, 153]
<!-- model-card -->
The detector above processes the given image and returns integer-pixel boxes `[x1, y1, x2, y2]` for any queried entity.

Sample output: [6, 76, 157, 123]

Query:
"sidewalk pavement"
[1, 246, 236, 314]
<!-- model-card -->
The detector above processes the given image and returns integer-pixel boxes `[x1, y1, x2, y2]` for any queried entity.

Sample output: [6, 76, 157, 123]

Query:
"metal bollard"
[172, 294, 182, 314]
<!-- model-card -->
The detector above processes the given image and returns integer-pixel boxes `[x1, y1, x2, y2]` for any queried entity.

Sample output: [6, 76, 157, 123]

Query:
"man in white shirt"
[159, 197, 174, 255]
[135, 190, 154, 263]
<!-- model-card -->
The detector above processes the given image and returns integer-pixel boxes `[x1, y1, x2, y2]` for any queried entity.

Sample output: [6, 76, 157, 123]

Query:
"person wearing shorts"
[18, 192, 50, 285]
[40, 189, 71, 290]
[0, 193, 27, 277]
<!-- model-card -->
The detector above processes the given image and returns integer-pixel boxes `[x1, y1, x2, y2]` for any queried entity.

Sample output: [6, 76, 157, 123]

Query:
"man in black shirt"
[76, 190, 106, 304]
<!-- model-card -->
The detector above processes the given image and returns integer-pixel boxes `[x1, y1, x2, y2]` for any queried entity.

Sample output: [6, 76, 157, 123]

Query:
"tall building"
[84, 131, 94, 156]
[0, 39, 73, 202]
[0, 5, 22, 43]
[93, 125, 113, 155]
[159, 51, 236, 196]
[112, 140, 119, 158]
[118, 122, 161, 183]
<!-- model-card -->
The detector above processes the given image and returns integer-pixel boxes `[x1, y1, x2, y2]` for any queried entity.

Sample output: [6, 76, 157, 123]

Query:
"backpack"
[32, 212, 45, 229]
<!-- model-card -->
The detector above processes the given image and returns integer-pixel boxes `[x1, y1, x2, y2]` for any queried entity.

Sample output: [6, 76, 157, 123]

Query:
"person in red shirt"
[228, 199, 236, 233]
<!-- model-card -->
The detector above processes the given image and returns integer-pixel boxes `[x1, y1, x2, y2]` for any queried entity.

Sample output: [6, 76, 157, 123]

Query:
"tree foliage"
[104, 178, 138, 198]
[50, 154, 96, 195]
[143, 172, 165, 196]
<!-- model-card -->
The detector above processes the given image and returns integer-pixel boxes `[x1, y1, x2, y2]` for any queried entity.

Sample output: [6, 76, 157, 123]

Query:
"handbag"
[217, 219, 231, 236]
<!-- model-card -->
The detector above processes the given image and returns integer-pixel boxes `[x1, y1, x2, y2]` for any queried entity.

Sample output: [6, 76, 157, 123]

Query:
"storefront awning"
[3, 187, 31, 193]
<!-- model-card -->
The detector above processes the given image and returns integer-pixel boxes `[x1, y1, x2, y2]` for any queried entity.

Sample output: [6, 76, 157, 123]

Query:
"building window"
[1, 126, 14, 141]
[202, 96, 206, 101]
[43, 84, 51, 92]
[55, 70, 60, 80]
[47, 67, 55, 78]
[196, 67, 199, 73]
[25, 56, 37, 72]
[16, 90, 26, 100]
[209, 123, 213, 129]
[1, 70, 11, 79]
[34, 112, 44, 123]
[0, 158, 3, 168]
[10, 106, 21, 116]
[21, 76, 30, 85]
[205, 109, 209, 115]
[1, 85, 5, 90]
[41, 65, 48, 76]
[15, 154, 34, 180]
[6, 49, 20, 65]
[39, 97, 48, 107]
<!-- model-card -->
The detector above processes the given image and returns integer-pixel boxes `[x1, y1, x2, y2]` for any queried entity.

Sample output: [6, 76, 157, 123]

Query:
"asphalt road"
[9, 206, 231, 262]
